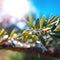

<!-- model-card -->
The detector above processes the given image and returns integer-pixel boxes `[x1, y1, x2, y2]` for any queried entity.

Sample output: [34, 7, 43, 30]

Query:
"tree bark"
[0, 44, 60, 58]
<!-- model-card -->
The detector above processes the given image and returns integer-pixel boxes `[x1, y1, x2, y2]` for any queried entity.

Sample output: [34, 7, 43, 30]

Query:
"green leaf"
[0, 29, 5, 36]
[47, 16, 55, 24]
[3, 31, 7, 35]
[39, 35, 46, 46]
[48, 16, 60, 24]
[54, 24, 60, 32]
[47, 40, 53, 45]
[50, 33, 60, 39]
[10, 30, 15, 37]
[40, 15, 45, 28]
[35, 18, 40, 28]
[29, 13, 33, 28]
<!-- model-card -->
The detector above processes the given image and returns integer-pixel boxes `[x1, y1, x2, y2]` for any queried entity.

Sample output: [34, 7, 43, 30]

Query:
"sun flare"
[3, 0, 30, 19]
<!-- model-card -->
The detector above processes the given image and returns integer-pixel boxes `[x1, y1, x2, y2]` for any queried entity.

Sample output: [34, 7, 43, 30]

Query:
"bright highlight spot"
[3, 0, 30, 19]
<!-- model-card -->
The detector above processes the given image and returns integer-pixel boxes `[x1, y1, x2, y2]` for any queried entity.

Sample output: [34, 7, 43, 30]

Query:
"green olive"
[22, 31, 29, 36]
[22, 36, 28, 43]
[28, 34, 32, 39]
[32, 35, 38, 42]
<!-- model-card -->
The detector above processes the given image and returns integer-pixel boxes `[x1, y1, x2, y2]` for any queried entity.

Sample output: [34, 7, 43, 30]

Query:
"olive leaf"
[3, 31, 7, 35]
[53, 24, 60, 32]
[40, 15, 45, 28]
[35, 18, 40, 28]
[47, 16, 55, 24]
[38, 35, 46, 46]
[50, 33, 60, 39]
[0, 29, 5, 36]
[48, 16, 60, 25]
[10, 30, 15, 37]
[28, 13, 33, 28]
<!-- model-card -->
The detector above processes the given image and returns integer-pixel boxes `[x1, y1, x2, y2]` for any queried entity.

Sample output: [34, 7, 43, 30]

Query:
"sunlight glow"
[3, 0, 30, 19]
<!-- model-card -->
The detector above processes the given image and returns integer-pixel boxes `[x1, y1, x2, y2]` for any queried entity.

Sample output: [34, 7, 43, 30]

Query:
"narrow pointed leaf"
[39, 35, 46, 46]
[29, 13, 33, 28]
[54, 24, 60, 32]
[0, 29, 5, 36]
[35, 18, 40, 28]
[40, 15, 45, 28]
[50, 32, 60, 39]
[10, 30, 15, 37]
[47, 16, 55, 24]
[48, 16, 60, 24]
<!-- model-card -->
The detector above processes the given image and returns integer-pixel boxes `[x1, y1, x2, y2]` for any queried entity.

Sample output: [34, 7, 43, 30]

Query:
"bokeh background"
[0, 0, 60, 60]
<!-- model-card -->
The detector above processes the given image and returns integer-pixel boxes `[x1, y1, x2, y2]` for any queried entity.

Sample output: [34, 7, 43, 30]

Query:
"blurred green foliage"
[0, 50, 59, 60]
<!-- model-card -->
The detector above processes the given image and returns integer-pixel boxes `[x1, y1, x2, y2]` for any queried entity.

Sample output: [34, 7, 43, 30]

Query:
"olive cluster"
[17, 30, 38, 43]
